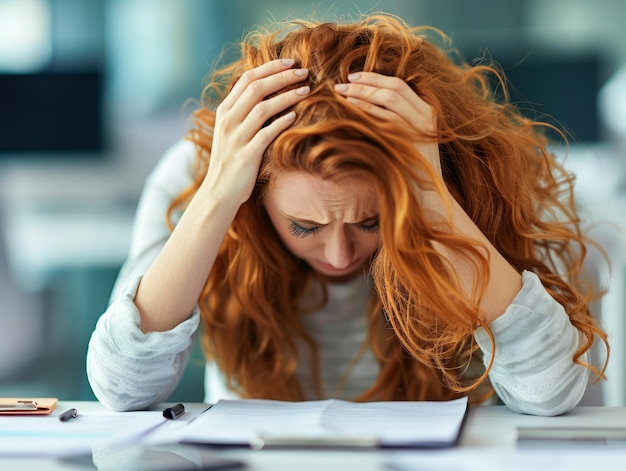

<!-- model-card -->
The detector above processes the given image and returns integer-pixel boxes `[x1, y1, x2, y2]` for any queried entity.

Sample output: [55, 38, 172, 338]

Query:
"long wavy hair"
[169, 14, 608, 403]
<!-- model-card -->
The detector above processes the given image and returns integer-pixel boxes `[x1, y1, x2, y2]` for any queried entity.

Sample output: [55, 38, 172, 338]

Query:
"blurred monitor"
[500, 52, 605, 143]
[0, 70, 104, 157]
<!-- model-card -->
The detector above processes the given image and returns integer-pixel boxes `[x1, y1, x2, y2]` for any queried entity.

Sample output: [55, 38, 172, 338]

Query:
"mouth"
[316, 260, 362, 275]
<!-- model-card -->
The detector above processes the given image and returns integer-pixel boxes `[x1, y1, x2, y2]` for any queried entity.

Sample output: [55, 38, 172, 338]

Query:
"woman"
[87, 14, 608, 415]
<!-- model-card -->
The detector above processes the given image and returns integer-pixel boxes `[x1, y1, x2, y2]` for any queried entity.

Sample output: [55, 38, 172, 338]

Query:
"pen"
[162, 403, 185, 420]
[59, 408, 78, 422]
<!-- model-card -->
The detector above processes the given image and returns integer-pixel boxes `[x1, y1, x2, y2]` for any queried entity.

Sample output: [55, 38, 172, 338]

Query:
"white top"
[87, 140, 591, 416]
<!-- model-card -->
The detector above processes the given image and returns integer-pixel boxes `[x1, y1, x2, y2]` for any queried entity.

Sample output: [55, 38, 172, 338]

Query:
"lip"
[315, 260, 361, 275]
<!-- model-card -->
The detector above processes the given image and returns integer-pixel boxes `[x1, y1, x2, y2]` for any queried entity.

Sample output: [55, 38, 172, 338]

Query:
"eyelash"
[288, 223, 320, 238]
[288, 220, 380, 239]
[359, 220, 380, 233]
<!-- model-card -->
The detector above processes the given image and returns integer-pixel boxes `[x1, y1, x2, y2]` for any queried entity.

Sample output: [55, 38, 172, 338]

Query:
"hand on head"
[333, 71, 441, 179]
[202, 59, 310, 208]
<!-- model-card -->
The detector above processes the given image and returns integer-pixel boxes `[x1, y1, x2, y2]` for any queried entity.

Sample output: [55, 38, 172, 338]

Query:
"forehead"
[266, 171, 378, 217]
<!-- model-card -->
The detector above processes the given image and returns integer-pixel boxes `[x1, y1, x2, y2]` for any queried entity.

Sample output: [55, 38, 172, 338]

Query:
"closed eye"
[287, 217, 379, 238]
[288, 222, 321, 238]
[358, 219, 380, 234]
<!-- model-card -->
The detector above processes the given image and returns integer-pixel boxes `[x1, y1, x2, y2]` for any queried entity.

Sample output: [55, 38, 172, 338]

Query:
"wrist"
[194, 180, 245, 219]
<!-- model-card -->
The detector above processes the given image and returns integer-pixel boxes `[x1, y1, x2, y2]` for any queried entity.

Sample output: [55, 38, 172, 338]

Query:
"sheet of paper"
[174, 397, 468, 448]
[0, 409, 166, 457]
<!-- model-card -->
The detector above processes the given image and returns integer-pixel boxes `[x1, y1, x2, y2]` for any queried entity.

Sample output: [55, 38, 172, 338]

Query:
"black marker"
[162, 403, 185, 420]
[59, 408, 78, 422]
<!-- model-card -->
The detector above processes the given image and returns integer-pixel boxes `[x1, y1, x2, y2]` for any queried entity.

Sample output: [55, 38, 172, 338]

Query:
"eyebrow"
[281, 212, 379, 226]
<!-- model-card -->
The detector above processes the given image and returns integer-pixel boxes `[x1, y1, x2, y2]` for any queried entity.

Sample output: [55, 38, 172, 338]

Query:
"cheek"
[361, 234, 381, 255]
[273, 224, 318, 256]
[348, 226, 381, 249]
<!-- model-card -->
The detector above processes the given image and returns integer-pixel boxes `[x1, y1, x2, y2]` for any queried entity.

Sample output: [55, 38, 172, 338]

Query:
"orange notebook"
[0, 398, 58, 415]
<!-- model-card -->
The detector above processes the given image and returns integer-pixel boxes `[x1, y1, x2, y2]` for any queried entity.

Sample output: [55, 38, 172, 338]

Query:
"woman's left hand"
[334, 72, 441, 179]
[335, 73, 522, 322]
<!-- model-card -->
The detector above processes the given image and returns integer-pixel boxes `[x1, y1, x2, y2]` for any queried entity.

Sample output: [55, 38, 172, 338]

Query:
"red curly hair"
[169, 14, 608, 403]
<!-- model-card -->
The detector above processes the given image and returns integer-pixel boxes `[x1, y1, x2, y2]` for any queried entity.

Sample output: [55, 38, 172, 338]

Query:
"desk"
[2, 402, 626, 470]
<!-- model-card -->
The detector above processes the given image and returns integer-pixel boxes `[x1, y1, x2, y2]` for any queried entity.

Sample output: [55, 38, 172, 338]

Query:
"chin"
[319, 266, 366, 283]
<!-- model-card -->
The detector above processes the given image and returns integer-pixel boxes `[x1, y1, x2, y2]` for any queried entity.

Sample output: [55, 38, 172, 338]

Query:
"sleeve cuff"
[474, 270, 569, 354]
[100, 275, 200, 357]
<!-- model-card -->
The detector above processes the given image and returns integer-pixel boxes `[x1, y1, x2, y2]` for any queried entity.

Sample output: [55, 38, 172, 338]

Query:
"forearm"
[135, 185, 239, 332]
[428, 190, 522, 323]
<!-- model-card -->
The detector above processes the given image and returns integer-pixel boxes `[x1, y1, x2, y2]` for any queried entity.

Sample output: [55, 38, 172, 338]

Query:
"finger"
[335, 72, 434, 130]
[244, 78, 310, 126]
[222, 63, 309, 119]
[349, 72, 430, 114]
[248, 109, 297, 155]
[221, 67, 308, 131]
[232, 84, 309, 150]
[343, 96, 399, 122]
[222, 58, 295, 108]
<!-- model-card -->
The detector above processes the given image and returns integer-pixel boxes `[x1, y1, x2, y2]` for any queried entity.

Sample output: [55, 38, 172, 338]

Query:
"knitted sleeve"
[474, 270, 591, 416]
[87, 276, 200, 411]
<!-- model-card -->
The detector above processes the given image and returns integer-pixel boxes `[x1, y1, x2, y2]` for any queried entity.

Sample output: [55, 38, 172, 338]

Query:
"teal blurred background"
[1, 0, 625, 405]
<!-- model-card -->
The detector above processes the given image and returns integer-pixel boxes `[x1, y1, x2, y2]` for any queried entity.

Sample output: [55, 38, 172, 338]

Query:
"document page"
[175, 396, 468, 448]
[0, 409, 166, 457]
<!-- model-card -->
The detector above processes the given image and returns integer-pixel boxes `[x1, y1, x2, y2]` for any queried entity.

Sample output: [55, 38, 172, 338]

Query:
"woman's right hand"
[203, 59, 310, 207]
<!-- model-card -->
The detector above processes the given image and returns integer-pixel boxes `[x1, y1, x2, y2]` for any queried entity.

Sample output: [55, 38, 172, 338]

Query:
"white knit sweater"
[86, 140, 591, 416]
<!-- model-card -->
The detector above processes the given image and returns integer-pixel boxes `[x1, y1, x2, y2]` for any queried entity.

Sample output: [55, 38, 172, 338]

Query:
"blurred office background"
[1, 0, 625, 404]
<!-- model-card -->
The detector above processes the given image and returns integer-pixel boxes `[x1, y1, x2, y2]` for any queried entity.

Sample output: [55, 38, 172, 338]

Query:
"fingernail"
[283, 111, 296, 121]
[334, 83, 349, 92]
[281, 58, 295, 66]
[293, 68, 308, 77]
[295, 86, 310, 96]
[347, 72, 361, 81]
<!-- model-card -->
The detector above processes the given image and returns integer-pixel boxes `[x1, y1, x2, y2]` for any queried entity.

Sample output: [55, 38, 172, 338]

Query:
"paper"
[0, 409, 167, 457]
[174, 397, 468, 448]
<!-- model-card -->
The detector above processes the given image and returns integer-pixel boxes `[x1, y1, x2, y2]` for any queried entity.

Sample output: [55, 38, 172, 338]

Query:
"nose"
[324, 228, 355, 269]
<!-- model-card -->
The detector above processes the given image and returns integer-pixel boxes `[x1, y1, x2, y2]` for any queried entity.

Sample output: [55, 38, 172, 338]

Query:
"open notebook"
[174, 396, 469, 449]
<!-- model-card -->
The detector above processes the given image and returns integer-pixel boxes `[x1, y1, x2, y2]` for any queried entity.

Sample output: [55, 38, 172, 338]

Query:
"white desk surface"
[2, 401, 626, 470]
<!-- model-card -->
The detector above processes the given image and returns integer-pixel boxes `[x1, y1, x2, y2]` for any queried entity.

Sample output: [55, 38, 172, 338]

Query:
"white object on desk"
[0, 404, 166, 457]
[2, 402, 626, 471]
[171, 397, 468, 449]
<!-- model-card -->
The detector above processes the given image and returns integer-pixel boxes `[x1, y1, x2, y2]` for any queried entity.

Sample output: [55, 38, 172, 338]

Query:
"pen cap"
[163, 403, 185, 420]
